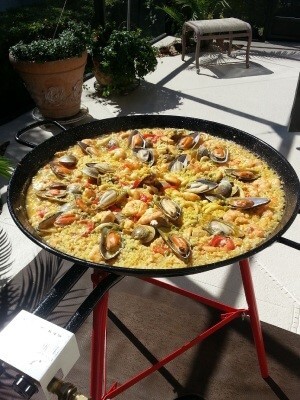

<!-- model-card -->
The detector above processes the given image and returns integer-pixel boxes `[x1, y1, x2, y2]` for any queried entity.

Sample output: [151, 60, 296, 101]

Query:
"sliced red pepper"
[143, 133, 160, 143]
[80, 220, 95, 237]
[140, 193, 150, 203]
[152, 244, 169, 255]
[208, 235, 236, 250]
[108, 145, 118, 151]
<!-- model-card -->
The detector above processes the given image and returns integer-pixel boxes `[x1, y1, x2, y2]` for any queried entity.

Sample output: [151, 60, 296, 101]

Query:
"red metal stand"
[90, 258, 269, 400]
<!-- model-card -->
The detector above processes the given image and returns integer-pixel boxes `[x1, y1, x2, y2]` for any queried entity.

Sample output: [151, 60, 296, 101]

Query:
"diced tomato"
[208, 235, 235, 250]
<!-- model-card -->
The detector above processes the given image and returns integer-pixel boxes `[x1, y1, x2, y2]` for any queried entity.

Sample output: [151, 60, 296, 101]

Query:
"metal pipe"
[33, 264, 89, 319]
[64, 273, 123, 333]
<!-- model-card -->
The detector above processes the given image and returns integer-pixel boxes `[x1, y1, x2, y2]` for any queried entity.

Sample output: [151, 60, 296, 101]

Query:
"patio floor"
[0, 38, 299, 399]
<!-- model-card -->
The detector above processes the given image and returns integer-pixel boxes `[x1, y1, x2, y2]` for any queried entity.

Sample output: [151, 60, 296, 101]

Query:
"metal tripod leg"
[239, 258, 269, 378]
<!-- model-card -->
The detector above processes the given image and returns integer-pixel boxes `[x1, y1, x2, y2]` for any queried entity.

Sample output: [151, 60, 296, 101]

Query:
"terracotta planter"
[9, 51, 87, 119]
[93, 60, 112, 87]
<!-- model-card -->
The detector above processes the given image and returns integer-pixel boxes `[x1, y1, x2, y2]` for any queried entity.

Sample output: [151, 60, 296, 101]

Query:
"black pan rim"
[7, 115, 300, 277]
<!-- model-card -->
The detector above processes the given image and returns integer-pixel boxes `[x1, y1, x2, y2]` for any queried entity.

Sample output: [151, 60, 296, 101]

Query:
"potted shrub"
[91, 27, 158, 97]
[9, 22, 91, 119]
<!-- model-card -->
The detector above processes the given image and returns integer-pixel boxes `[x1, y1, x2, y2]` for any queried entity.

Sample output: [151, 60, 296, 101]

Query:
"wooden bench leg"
[195, 33, 201, 73]
[246, 31, 252, 68]
[181, 25, 187, 61]
[228, 32, 233, 56]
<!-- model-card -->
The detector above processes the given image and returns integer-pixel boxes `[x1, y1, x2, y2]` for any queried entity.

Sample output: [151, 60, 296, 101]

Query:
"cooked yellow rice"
[25, 128, 285, 269]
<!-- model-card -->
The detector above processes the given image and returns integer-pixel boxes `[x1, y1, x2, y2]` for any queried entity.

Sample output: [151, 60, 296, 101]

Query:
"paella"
[25, 128, 285, 269]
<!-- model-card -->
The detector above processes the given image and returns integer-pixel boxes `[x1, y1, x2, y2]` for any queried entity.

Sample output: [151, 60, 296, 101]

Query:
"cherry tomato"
[208, 235, 235, 250]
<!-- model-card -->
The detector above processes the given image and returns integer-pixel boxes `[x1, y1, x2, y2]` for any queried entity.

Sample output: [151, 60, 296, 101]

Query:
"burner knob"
[12, 375, 39, 399]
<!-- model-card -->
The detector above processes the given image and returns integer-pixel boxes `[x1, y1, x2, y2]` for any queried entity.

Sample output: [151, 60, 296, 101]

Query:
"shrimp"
[122, 200, 148, 218]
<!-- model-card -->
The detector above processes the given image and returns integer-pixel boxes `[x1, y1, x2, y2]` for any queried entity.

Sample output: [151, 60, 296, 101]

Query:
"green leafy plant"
[9, 21, 91, 62]
[160, 0, 230, 36]
[0, 157, 11, 179]
[91, 27, 158, 97]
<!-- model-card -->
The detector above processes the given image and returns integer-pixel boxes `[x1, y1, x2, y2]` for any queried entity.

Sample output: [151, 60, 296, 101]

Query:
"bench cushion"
[185, 18, 251, 35]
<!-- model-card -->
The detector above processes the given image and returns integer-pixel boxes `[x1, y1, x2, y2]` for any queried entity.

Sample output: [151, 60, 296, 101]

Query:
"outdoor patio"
[0, 38, 299, 399]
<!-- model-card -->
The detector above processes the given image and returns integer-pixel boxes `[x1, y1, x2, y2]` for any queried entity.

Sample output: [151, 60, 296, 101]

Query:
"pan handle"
[15, 120, 67, 148]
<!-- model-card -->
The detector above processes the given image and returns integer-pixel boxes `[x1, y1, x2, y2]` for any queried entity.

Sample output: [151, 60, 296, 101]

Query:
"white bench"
[182, 18, 252, 73]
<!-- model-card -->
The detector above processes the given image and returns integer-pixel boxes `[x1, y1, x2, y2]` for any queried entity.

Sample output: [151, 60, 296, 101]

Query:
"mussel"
[128, 130, 148, 148]
[169, 154, 190, 172]
[186, 179, 218, 194]
[214, 179, 232, 198]
[77, 141, 99, 156]
[209, 146, 228, 163]
[35, 185, 68, 202]
[58, 154, 77, 168]
[98, 189, 125, 210]
[99, 223, 122, 260]
[133, 148, 156, 166]
[177, 132, 202, 150]
[82, 165, 101, 185]
[131, 225, 156, 244]
[86, 162, 114, 174]
[37, 212, 62, 231]
[49, 161, 72, 179]
[196, 145, 210, 160]
[155, 197, 181, 221]
[159, 230, 191, 260]
[225, 169, 260, 182]
[227, 197, 270, 209]
[206, 219, 244, 238]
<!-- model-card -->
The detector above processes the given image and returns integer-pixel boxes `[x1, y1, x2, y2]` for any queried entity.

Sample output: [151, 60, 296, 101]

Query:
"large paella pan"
[8, 115, 300, 277]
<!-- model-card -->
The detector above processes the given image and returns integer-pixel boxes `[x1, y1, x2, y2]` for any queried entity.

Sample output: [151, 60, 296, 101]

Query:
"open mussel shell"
[49, 161, 72, 179]
[186, 179, 218, 194]
[99, 223, 122, 260]
[169, 154, 190, 172]
[58, 154, 77, 168]
[155, 197, 181, 221]
[86, 162, 114, 174]
[225, 168, 260, 182]
[131, 225, 156, 244]
[98, 189, 125, 210]
[159, 230, 191, 260]
[35, 188, 68, 202]
[37, 212, 62, 231]
[177, 132, 202, 150]
[214, 179, 232, 198]
[77, 141, 99, 156]
[195, 145, 210, 160]
[82, 165, 99, 179]
[206, 219, 244, 238]
[227, 197, 270, 209]
[128, 130, 148, 149]
[209, 146, 228, 163]
[133, 147, 156, 166]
